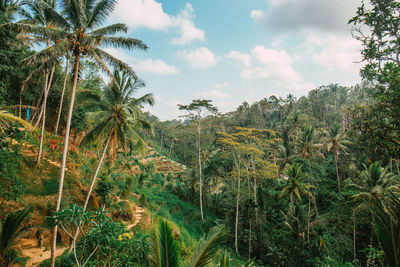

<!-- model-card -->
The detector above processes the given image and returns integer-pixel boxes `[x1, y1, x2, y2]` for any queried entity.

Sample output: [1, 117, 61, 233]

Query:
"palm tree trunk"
[55, 57, 69, 134]
[234, 155, 241, 253]
[198, 120, 204, 221]
[335, 157, 341, 194]
[353, 214, 356, 261]
[33, 75, 48, 128]
[248, 218, 252, 260]
[69, 134, 111, 253]
[37, 66, 55, 165]
[51, 54, 80, 267]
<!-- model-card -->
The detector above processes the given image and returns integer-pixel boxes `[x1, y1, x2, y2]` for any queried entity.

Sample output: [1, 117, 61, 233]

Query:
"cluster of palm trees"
[277, 124, 351, 199]
[278, 124, 400, 264]
[2, 0, 152, 265]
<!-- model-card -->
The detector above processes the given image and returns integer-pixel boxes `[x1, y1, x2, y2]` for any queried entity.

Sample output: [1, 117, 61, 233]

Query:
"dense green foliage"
[0, 0, 399, 266]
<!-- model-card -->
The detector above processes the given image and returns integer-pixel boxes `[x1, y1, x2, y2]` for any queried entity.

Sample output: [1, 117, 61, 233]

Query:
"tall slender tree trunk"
[51, 55, 80, 267]
[353, 214, 356, 261]
[198, 120, 204, 221]
[234, 155, 241, 253]
[33, 76, 48, 128]
[36, 71, 49, 165]
[248, 218, 252, 260]
[335, 155, 341, 194]
[19, 93, 22, 118]
[37, 66, 55, 165]
[307, 196, 311, 243]
[55, 57, 69, 134]
[69, 134, 111, 253]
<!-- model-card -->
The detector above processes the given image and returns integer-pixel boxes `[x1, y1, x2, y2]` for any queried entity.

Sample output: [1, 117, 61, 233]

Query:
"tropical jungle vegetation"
[0, 0, 399, 266]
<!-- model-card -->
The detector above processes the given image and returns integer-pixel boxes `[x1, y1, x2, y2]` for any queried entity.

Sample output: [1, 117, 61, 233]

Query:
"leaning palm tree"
[279, 164, 315, 203]
[68, 70, 153, 251]
[5, 1, 148, 264]
[323, 124, 351, 193]
[80, 70, 153, 210]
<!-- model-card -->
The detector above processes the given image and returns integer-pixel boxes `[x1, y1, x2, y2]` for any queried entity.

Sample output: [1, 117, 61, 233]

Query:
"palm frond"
[87, 0, 117, 29]
[0, 206, 33, 253]
[101, 36, 148, 50]
[91, 23, 127, 36]
[149, 219, 179, 267]
[189, 225, 225, 267]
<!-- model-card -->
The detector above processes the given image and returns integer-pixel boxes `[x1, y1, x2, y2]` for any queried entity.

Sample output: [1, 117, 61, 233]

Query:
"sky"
[106, 0, 365, 120]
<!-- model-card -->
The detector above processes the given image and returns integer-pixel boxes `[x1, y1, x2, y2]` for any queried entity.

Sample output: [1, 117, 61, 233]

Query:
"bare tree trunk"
[307, 196, 311, 243]
[37, 66, 55, 165]
[335, 157, 341, 194]
[36, 71, 49, 165]
[69, 134, 111, 253]
[55, 57, 69, 134]
[19, 93, 22, 118]
[51, 55, 80, 267]
[353, 214, 356, 261]
[248, 218, 252, 260]
[198, 120, 204, 221]
[234, 155, 241, 253]
[33, 75, 48, 128]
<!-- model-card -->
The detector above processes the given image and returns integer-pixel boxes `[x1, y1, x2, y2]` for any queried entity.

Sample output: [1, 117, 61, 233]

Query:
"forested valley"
[0, 0, 399, 266]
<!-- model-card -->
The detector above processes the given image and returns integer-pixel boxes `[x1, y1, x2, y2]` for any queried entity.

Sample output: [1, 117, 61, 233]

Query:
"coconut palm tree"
[279, 164, 315, 203]
[294, 126, 323, 160]
[5, 1, 149, 264]
[323, 124, 351, 193]
[80, 69, 153, 211]
[18, 0, 60, 165]
[68, 70, 153, 251]
[346, 162, 400, 213]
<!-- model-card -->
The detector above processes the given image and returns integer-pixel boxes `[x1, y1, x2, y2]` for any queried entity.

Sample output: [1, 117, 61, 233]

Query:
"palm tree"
[149, 219, 225, 267]
[69, 70, 153, 251]
[0, 110, 33, 135]
[346, 162, 400, 213]
[279, 164, 315, 203]
[18, 0, 60, 165]
[275, 140, 294, 172]
[0, 0, 19, 20]
[323, 124, 351, 193]
[0, 206, 32, 266]
[6, 1, 149, 264]
[80, 69, 153, 211]
[294, 126, 323, 160]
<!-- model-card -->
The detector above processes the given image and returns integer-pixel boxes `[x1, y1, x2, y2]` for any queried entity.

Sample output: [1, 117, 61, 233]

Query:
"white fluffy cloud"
[171, 4, 205, 45]
[305, 33, 362, 72]
[112, 0, 204, 45]
[227, 46, 314, 91]
[179, 47, 219, 68]
[105, 48, 179, 75]
[135, 59, 179, 75]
